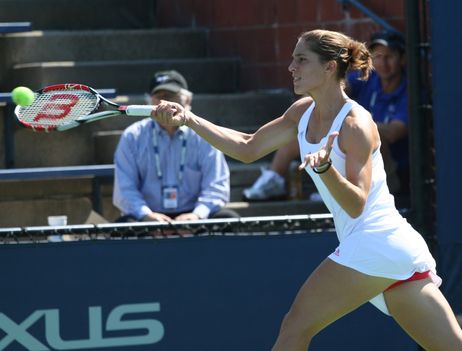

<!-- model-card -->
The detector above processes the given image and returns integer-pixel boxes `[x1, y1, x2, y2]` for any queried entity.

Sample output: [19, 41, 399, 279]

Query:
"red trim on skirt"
[385, 271, 431, 291]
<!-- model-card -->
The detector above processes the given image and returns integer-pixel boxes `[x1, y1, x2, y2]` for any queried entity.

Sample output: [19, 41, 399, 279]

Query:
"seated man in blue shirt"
[113, 70, 239, 222]
[347, 30, 408, 194]
[243, 30, 409, 200]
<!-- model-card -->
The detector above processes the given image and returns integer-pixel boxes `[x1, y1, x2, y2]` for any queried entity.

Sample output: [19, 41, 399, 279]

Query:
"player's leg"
[385, 278, 462, 351]
[271, 258, 396, 351]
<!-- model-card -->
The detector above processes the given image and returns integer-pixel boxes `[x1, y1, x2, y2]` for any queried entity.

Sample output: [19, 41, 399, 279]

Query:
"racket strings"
[17, 90, 98, 126]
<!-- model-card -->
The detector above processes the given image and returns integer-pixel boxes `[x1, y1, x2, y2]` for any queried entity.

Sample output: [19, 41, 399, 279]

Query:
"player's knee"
[278, 308, 319, 342]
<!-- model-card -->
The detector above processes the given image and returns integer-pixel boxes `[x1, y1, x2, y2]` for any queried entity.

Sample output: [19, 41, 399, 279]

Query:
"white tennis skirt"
[327, 221, 442, 315]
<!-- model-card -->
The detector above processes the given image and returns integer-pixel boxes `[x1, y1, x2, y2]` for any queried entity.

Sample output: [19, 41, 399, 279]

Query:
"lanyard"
[369, 91, 377, 110]
[152, 124, 187, 182]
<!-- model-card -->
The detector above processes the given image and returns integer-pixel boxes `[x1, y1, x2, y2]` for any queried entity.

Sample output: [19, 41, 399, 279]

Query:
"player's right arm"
[153, 97, 312, 163]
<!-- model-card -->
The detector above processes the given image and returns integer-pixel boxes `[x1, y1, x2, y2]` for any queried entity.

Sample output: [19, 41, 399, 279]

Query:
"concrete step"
[0, 178, 93, 200]
[0, 0, 157, 30]
[13, 124, 104, 167]
[0, 197, 93, 227]
[2, 28, 208, 66]
[6, 58, 240, 94]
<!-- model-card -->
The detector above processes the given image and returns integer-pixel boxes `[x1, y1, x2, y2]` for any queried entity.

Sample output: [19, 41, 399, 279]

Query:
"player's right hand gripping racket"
[14, 83, 159, 132]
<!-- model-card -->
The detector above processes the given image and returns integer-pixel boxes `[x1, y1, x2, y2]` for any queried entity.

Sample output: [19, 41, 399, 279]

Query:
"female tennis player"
[152, 29, 462, 350]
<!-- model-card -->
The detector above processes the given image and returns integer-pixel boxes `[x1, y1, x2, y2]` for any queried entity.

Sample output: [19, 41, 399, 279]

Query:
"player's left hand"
[299, 131, 338, 170]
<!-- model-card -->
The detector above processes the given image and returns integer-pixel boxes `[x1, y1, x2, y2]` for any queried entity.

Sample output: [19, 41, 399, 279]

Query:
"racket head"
[14, 84, 116, 132]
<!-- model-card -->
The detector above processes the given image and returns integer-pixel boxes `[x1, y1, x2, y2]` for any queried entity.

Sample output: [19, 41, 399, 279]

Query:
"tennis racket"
[14, 83, 160, 132]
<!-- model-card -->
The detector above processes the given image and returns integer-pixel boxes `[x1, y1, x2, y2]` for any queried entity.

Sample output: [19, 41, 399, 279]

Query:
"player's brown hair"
[299, 29, 372, 81]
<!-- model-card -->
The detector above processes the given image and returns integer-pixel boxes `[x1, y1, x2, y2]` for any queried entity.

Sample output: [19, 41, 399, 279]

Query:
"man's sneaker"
[242, 168, 287, 201]
[309, 191, 323, 202]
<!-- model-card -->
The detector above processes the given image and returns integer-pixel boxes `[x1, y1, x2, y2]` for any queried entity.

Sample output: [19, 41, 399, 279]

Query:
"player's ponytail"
[347, 40, 372, 80]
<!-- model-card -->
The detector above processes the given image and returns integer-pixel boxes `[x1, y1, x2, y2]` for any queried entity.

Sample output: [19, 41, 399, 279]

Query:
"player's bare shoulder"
[343, 103, 376, 131]
[341, 102, 380, 149]
[284, 96, 313, 124]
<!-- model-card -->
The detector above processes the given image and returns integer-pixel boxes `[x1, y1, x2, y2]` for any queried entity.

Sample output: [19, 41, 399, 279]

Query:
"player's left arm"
[319, 110, 379, 218]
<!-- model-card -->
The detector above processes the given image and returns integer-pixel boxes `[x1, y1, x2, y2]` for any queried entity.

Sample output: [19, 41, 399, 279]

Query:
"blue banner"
[0, 232, 416, 350]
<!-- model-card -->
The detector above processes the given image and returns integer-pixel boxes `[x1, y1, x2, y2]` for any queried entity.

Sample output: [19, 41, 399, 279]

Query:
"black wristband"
[312, 159, 332, 174]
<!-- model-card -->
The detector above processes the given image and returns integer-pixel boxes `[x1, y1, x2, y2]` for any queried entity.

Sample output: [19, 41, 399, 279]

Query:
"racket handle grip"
[125, 105, 154, 116]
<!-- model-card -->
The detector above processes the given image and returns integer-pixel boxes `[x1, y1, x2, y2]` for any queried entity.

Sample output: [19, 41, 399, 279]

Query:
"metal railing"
[337, 0, 398, 33]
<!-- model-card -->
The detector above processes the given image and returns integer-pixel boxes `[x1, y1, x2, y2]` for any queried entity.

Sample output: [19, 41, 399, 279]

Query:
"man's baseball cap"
[369, 31, 405, 53]
[149, 70, 189, 94]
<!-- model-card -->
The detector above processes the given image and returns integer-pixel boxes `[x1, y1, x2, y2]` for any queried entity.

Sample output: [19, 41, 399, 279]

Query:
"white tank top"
[297, 100, 406, 242]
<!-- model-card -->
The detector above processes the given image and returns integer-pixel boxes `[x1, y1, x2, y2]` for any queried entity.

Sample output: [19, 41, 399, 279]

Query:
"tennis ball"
[11, 86, 35, 106]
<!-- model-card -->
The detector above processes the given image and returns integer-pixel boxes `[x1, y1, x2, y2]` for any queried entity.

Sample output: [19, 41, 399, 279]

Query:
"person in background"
[113, 70, 239, 222]
[243, 30, 409, 201]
